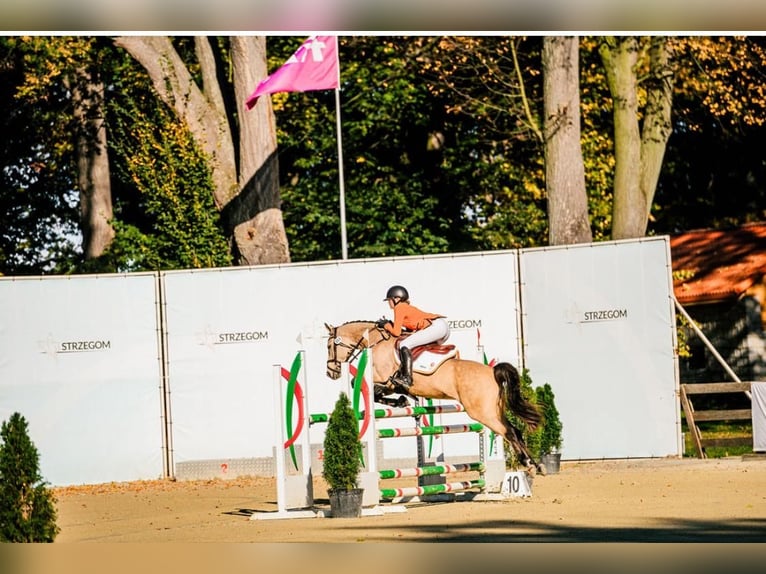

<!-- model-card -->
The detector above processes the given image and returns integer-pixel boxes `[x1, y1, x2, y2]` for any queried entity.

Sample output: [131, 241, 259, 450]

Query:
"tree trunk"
[600, 36, 673, 240]
[113, 35, 289, 265]
[600, 37, 642, 239]
[229, 36, 289, 265]
[640, 37, 674, 224]
[543, 36, 592, 246]
[70, 67, 114, 259]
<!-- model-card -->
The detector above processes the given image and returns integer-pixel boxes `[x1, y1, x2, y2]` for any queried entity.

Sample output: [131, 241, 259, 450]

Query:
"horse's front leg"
[373, 379, 411, 408]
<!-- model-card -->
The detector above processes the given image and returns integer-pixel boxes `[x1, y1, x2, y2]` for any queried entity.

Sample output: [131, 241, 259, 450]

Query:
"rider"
[376, 285, 450, 390]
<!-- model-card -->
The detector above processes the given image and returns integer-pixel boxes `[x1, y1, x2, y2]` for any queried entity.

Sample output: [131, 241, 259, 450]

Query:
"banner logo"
[448, 319, 482, 330]
[217, 331, 269, 344]
[197, 325, 269, 349]
[582, 308, 628, 323]
[38, 334, 112, 356]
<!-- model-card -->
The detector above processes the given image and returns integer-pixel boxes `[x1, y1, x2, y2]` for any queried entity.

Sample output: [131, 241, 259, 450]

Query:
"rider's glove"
[375, 318, 390, 329]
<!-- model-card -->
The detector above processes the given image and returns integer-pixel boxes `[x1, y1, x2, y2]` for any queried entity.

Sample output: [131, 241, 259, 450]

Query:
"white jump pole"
[252, 351, 317, 520]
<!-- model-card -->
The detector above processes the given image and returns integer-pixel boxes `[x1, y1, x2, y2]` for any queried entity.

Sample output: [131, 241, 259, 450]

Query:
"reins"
[326, 322, 390, 377]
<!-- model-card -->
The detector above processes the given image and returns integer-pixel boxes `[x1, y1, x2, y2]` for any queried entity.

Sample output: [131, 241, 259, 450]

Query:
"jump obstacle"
[251, 349, 528, 521]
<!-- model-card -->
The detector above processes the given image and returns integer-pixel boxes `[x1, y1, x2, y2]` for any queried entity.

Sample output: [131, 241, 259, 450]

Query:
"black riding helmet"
[384, 285, 409, 302]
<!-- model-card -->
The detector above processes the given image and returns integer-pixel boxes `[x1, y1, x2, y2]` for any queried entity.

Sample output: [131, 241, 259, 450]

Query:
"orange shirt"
[384, 302, 442, 337]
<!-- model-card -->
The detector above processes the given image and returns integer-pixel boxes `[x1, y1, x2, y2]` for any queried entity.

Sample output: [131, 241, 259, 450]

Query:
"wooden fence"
[679, 382, 753, 458]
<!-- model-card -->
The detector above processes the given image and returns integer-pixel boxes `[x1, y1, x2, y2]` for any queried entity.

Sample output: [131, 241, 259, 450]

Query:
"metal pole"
[335, 88, 348, 260]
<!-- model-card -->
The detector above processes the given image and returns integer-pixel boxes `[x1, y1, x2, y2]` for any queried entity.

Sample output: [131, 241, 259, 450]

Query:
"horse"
[325, 320, 544, 473]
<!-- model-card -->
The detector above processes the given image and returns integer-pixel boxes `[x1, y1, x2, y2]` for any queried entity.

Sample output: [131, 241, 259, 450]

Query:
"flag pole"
[333, 37, 347, 260]
[335, 87, 348, 260]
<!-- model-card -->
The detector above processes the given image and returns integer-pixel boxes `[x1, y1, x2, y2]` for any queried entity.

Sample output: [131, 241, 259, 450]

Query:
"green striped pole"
[308, 403, 466, 424]
[378, 423, 483, 438]
[375, 403, 465, 418]
[380, 479, 485, 499]
[379, 462, 484, 480]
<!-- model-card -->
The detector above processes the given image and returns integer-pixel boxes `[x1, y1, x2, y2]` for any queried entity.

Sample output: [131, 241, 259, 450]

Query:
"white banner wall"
[519, 238, 682, 460]
[1, 240, 681, 486]
[0, 274, 164, 485]
[161, 252, 521, 470]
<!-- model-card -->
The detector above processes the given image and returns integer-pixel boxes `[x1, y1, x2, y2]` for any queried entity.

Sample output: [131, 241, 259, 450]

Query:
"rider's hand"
[375, 317, 390, 329]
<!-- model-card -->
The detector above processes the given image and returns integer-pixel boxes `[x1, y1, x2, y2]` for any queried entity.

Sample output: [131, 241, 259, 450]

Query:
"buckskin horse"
[325, 320, 543, 472]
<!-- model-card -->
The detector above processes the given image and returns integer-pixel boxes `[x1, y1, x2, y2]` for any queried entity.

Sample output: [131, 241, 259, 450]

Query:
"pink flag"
[246, 36, 339, 110]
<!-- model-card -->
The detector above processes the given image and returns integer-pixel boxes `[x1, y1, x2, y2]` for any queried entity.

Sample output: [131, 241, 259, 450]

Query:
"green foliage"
[322, 392, 362, 492]
[535, 383, 563, 455]
[102, 71, 232, 272]
[6, 35, 766, 274]
[505, 369, 563, 466]
[275, 36, 549, 261]
[681, 418, 753, 458]
[0, 37, 82, 275]
[0, 412, 59, 542]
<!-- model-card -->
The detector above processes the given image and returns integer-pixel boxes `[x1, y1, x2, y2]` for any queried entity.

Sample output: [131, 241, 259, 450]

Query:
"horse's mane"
[341, 319, 376, 326]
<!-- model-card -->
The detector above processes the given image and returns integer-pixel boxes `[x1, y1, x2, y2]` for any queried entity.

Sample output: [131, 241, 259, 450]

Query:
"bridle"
[326, 323, 390, 378]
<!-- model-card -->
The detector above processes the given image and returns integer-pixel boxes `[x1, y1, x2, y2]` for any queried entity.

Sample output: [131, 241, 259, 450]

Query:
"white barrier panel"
[161, 252, 521, 470]
[520, 237, 682, 460]
[0, 274, 164, 485]
[1, 239, 683, 485]
[752, 382, 766, 452]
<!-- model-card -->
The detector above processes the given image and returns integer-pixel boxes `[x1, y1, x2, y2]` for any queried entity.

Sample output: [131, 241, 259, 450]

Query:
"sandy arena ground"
[51, 456, 766, 543]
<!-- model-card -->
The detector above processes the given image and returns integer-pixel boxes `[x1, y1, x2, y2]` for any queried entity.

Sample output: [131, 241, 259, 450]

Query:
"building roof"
[670, 222, 766, 305]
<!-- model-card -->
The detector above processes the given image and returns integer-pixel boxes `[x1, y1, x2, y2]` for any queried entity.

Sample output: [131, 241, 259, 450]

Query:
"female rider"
[377, 285, 450, 389]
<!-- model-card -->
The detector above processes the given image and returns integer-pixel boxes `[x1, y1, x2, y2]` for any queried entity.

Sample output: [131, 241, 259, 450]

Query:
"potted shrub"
[535, 382, 563, 474]
[322, 391, 364, 518]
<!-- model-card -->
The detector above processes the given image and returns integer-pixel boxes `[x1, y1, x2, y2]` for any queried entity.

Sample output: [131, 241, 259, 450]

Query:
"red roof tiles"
[670, 222, 766, 305]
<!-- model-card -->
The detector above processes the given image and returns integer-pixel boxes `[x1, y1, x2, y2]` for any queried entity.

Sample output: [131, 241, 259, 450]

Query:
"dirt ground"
[51, 456, 766, 543]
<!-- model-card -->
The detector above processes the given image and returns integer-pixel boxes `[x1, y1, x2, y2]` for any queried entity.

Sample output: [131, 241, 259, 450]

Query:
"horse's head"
[324, 321, 379, 379]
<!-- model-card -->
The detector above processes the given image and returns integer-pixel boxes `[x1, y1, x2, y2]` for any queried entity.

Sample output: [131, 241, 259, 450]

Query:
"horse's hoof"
[394, 395, 409, 408]
[536, 463, 547, 476]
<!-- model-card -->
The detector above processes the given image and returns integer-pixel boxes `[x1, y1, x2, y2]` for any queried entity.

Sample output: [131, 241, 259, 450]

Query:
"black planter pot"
[328, 488, 364, 518]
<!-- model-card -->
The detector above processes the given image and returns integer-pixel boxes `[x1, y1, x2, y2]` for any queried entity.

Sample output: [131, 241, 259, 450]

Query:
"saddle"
[394, 339, 458, 375]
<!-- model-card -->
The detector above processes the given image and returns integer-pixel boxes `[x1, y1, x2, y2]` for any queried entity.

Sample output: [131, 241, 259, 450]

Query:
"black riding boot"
[395, 347, 413, 390]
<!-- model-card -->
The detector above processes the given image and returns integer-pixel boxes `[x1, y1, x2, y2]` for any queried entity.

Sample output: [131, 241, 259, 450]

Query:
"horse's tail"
[493, 362, 542, 431]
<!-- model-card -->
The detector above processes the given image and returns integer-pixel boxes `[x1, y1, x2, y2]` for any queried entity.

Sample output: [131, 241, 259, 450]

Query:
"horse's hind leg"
[499, 419, 545, 476]
[471, 410, 530, 468]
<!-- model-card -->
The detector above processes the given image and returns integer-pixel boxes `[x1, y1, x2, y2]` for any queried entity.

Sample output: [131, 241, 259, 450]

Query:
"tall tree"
[0, 37, 81, 275]
[543, 36, 592, 245]
[113, 36, 289, 265]
[599, 36, 674, 239]
[69, 58, 115, 259]
[18, 37, 115, 261]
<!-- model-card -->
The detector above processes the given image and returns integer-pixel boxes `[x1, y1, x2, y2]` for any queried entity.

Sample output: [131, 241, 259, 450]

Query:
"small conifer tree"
[535, 383, 563, 455]
[322, 392, 361, 492]
[0, 412, 59, 542]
